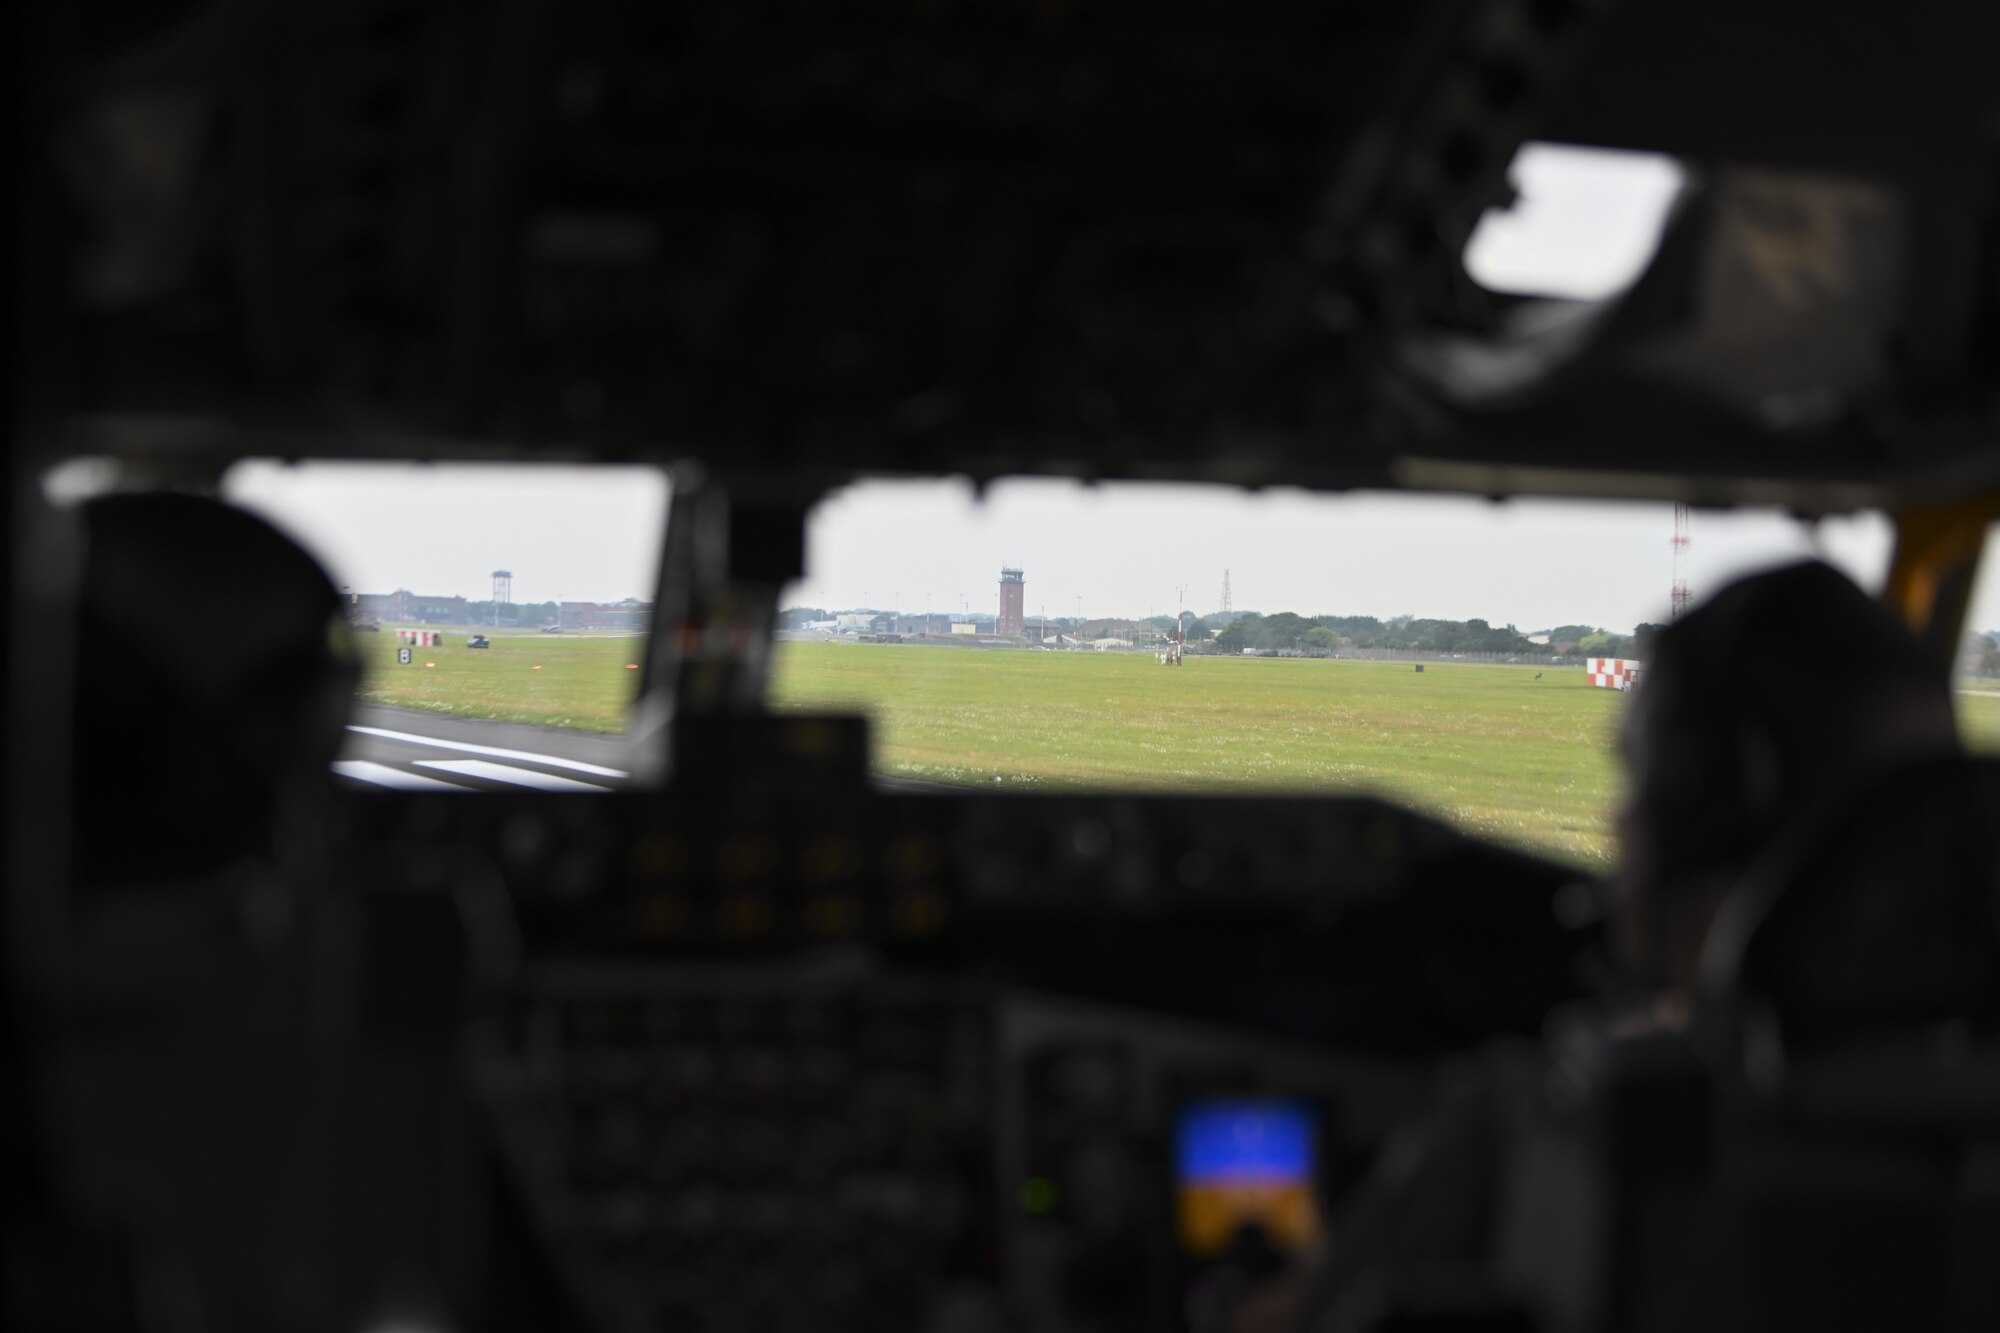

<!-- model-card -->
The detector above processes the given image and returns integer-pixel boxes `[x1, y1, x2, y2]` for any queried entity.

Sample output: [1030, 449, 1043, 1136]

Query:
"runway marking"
[414, 759, 613, 792]
[333, 760, 472, 791]
[346, 724, 629, 779]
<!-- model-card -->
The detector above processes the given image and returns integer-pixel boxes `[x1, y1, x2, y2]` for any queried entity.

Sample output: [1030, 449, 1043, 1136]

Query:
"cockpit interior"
[9, 3, 2000, 1331]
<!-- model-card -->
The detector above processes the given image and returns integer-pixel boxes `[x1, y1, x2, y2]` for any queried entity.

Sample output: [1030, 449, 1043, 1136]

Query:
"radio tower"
[1670, 506, 1692, 618]
[1220, 568, 1233, 615]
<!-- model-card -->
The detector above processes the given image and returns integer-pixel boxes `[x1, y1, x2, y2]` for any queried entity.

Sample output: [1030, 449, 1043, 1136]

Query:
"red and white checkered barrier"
[397, 630, 442, 646]
[1587, 657, 1643, 690]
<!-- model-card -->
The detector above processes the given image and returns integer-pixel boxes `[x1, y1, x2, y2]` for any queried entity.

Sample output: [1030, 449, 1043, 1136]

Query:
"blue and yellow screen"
[1174, 1100, 1321, 1257]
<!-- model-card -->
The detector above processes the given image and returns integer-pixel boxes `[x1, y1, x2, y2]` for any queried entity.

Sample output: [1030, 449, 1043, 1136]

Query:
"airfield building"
[355, 590, 470, 624]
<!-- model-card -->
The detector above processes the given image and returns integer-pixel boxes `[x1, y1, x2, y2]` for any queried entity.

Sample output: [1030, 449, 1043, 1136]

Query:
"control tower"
[998, 567, 1026, 636]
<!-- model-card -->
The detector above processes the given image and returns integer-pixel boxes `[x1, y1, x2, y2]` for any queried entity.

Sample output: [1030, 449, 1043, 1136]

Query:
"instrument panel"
[475, 962, 1421, 1333]
[336, 760, 1596, 1052]
[331, 762, 1594, 1331]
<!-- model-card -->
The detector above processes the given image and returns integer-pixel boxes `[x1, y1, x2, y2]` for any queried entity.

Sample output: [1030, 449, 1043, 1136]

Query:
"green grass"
[1957, 688, 2000, 754]
[349, 628, 2000, 868]
[354, 624, 643, 733]
[770, 644, 1630, 866]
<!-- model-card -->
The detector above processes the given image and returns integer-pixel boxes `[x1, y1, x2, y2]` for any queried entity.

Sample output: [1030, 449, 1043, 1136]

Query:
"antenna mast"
[1670, 505, 1692, 619]
[1220, 568, 1232, 615]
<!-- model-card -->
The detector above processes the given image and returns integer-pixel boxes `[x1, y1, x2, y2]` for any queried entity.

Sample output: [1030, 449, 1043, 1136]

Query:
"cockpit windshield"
[767, 480, 1943, 866]
[196, 463, 2000, 843]
[224, 460, 668, 792]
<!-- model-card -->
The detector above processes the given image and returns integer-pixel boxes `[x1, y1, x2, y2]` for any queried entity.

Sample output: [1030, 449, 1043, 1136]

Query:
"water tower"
[492, 570, 512, 627]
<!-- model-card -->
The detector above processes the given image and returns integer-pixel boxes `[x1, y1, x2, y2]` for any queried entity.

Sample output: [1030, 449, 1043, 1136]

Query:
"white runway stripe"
[333, 760, 472, 791]
[345, 724, 628, 778]
[413, 759, 613, 792]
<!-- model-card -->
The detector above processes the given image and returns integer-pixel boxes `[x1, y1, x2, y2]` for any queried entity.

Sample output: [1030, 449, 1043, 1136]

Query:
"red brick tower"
[999, 567, 1025, 635]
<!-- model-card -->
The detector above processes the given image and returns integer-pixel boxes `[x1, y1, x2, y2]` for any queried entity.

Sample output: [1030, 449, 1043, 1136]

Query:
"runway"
[334, 704, 952, 794]
[334, 704, 635, 792]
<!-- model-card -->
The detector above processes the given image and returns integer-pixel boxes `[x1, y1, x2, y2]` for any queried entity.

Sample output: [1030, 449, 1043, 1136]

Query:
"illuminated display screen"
[1174, 1099, 1321, 1257]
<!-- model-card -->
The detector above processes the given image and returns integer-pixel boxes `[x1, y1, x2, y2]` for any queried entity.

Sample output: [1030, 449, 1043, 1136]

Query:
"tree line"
[456, 598, 648, 625]
[1205, 612, 1663, 659]
[782, 605, 1665, 658]
[464, 600, 562, 625]
[1969, 632, 2000, 677]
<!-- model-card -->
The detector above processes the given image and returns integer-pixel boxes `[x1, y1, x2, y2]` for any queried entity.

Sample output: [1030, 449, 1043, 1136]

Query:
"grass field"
[354, 624, 644, 733]
[770, 644, 1630, 865]
[771, 644, 2000, 868]
[1958, 688, 2000, 752]
[351, 627, 2000, 868]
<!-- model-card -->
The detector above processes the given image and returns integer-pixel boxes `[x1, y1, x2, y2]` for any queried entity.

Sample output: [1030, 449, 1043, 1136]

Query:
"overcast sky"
[224, 461, 1989, 636]
[219, 144, 2000, 635]
[788, 479, 1903, 632]
[227, 462, 670, 605]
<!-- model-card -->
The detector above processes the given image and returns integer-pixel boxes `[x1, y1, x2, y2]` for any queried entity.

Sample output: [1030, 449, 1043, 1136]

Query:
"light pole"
[1176, 581, 1187, 663]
